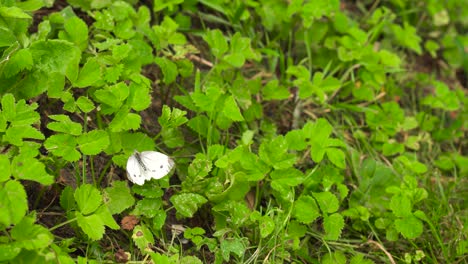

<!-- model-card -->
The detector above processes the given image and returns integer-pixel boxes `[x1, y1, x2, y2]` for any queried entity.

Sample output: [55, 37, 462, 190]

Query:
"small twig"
[187, 54, 213, 68]
[366, 239, 396, 264]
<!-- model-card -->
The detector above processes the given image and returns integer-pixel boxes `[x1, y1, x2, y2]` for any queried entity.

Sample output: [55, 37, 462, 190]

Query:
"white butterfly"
[126, 151, 175, 185]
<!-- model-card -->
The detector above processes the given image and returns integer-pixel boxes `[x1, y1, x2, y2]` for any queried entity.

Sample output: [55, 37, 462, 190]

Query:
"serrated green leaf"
[4, 125, 45, 146]
[0, 180, 28, 226]
[128, 82, 151, 111]
[77, 130, 109, 155]
[0, 6, 31, 19]
[395, 215, 423, 239]
[158, 105, 188, 128]
[220, 238, 245, 261]
[76, 212, 105, 241]
[60, 16, 88, 50]
[262, 79, 290, 100]
[0, 243, 21, 261]
[10, 214, 53, 250]
[223, 95, 244, 121]
[259, 136, 296, 169]
[44, 134, 80, 161]
[323, 213, 344, 240]
[74, 184, 102, 215]
[47, 115, 82, 135]
[104, 181, 135, 215]
[2, 49, 33, 77]
[313, 191, 339, 213]
[152, 210, 167, 231]
[170, 193, 207, 218]
[30, 40, 81, 79]
[390, 194, 412, 217]
[94, 205, 119, 230]
[11, 155, 54, 185]
[293, 195, 320, 224]
[109, 109, 141, 132]
[94, 82, 129, 109]
[270, 168, 304, 191]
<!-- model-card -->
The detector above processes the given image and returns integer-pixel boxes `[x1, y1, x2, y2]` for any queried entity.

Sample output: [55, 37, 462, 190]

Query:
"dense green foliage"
[0, 0, 466, 263]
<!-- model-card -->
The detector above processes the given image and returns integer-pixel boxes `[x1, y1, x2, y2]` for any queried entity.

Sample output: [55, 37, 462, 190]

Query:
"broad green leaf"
[2, 49, 33, 78]
[259, 215, 275, 238]
[212, 201, 251, 227]
[155, 57, 178, 84]
[313, 191, 339, 213]
[104, 181, 135, 214]
[74, 57, 101, 88]
[109, 109, 141, 132]
[0, 6, 31, 19]
[133, 198, 163, 218]
[262, 79, 290, 101]
[94, 82, 129, 109]
[323, 213, 344, 240]
[47, 115, 82, 135]
[259, 136, 296, 169]
[350, 254, 375, 264]
[161, 127, 185, 148]
[391, 22, 422, 54]
[322, 251, 347, 264]
[127, 82, 151, 111]
[0, 244, 21, 262]
[285, 129, 308, 151]
[30, 39, 81, 79]
[170, 193, 207, 218]
[60, 16, 89, 50]
[76, 96, 95, 113]
[74, 184, 102, 215]
[293, 195, 320, 224]
[395, 215, 423, 239]
[223, 95, 244, 121]
[188, 154, 212, 179]
[132, 224, 155, 253]
[94, 205, 119, 230]
[44, 134, 80, 161]
[326, 148, 346, 169]
[0, 180, 28, 226]
[10, 214, 53, 250]
[77, 130, 110, 155]
[158, 105, 188, 128]
[220, 238, 245, 261]
[11, 155, 54, 185]
[76, 212, 105, 240]
[270, 168, 304, 191]
[390, 194, 412, 217]
[152, 209, 167, 231]
[187, 115, 220, 142]
[203, 29, 228, 58]
[0, 155, 11, 182]
[4, 125, 45, 146]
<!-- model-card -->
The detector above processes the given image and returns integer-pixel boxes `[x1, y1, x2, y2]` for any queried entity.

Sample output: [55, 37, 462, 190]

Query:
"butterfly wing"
[140, 151, 175, 180]
[126, 154, 146, 185]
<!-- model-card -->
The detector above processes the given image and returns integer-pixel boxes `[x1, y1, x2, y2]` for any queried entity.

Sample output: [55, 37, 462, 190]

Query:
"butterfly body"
[126, 151, 174, 185]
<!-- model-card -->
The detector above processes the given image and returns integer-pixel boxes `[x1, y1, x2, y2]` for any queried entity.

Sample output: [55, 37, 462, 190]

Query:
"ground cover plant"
[0, 0, 467, 263]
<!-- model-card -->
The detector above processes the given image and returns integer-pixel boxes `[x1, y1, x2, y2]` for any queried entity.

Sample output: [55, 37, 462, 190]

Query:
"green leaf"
[293, 195, 320, 224]
[323, 213, 344, 240]
[270, 168, 304, 191]
[0, 155, 11, 182]
[187, 115, 220, 142]
[44, 134, 80, 161]
[2, 49, 33, 78]
[127, 82, 151, 111]
[170, 193, 208, 218]
[76, 212, 105, 240]
[285, 129, 308, 151]
[220, 238, 245, 261]
[155, 57, 178, 84]
[30, 39, 81, 79]
[74, 184, 103, 215]
[94, 205, 119, 230]
[0, 180, 28, 226]
[74, 57, 101, 88]
[390, 194, 412, 217]
[109, 108, 141, 132]
[223, 95, 244, 121]
[60, 16, 89, 50]
[132, 224, 155, 253]
[326, 148, 346, 169]
[391, 22, 422, 54]
[133, 198, 163, 218]
[94, 82, 129, 109]
[104, 181, 135, 215]
[60, 186, 76, 211]
[10, 214, 53, 250]
[313, 191, 339, 213]
[11, 155, 54, 185]
[394, 215, 423, 239]
[76, 96, 95, 113]
[259, 136, 297, 169]
[262, 79, 290, 100]
[259, 215, 275, 238]
[77, 130, 110, 155]
[47, 115, 82, 135]
[0, 6, 32, 19]
[158, 105, 188, 128]
[0, 244, 21, 262]
[203, 29, 228, 58]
